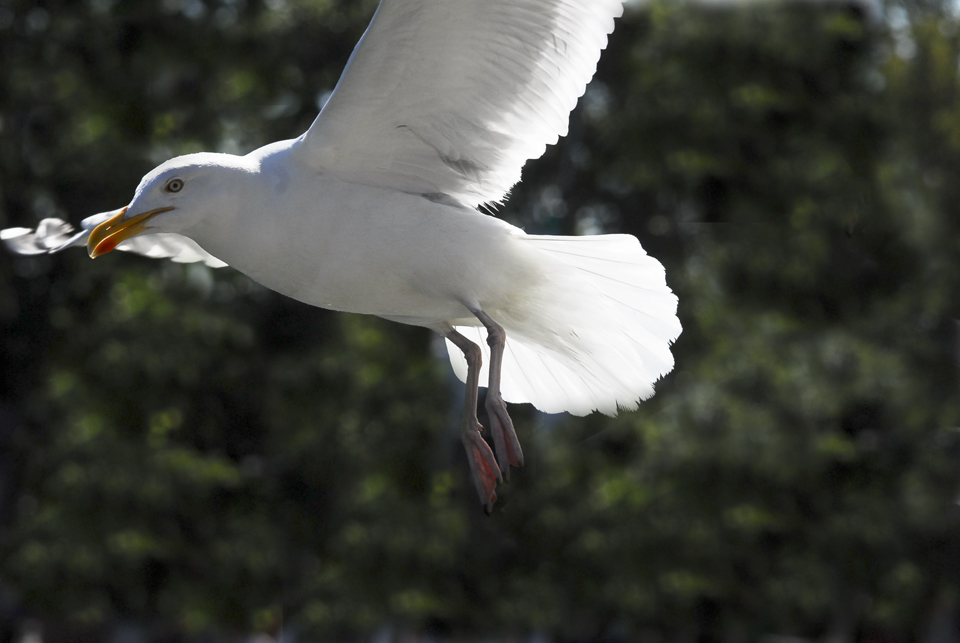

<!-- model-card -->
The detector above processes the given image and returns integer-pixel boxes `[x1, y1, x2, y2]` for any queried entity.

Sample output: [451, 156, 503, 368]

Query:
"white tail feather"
[445, 233, 681, 416]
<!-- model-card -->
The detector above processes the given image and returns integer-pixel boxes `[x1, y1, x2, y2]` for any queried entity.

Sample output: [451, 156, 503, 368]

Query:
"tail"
[445, 233, 681, 416]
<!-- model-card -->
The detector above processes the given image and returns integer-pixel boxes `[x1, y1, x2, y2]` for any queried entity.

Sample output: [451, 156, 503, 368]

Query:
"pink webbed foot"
[486, 392, 523, 479]
[462, 424, 501, 513]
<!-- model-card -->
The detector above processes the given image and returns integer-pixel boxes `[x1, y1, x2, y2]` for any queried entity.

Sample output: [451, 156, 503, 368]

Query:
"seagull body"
[153, 142, 543, 326]
[2, 0, 681, 510]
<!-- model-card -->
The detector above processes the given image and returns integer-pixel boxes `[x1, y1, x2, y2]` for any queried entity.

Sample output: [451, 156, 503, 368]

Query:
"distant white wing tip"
[0, 227, 32, 241]
[1, 219, 86, 255]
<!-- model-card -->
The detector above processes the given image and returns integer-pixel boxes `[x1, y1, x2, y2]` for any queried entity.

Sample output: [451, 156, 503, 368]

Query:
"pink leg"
[472, 309, 524, 479]
[444, 327, 501, 512]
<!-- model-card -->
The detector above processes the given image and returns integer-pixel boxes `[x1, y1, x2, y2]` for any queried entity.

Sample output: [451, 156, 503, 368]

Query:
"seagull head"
[87, 152, 251, 258]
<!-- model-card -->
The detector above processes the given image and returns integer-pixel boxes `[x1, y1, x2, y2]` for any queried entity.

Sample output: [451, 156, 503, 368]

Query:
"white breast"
[190, 158, 545, 327]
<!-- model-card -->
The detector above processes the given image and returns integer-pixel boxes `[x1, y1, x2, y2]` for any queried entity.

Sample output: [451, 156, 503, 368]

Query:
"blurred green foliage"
[1, 0, 959, 640]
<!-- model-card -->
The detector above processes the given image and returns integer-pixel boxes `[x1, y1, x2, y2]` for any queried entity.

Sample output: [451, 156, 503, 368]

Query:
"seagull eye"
[165, 178, 184, 193]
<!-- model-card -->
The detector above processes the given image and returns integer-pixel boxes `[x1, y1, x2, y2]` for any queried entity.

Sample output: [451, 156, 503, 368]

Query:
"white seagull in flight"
[2, 0, 681, 512]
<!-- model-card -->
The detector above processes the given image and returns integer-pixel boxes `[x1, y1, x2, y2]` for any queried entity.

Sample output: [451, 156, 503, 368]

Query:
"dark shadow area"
[1, 0, 958, 641]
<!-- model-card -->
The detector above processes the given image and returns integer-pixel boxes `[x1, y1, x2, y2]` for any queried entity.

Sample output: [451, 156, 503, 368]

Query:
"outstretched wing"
[1, 211, 227, 268]
[302, 0, 625, 208]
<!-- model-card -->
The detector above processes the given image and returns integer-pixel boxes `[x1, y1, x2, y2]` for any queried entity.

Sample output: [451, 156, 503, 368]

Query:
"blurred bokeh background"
[1, 0, 959, 640]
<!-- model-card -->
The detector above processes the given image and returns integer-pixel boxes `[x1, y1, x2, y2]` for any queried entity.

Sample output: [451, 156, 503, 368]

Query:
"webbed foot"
[461, 423, 501, 513]
[486, 392, 523, 479]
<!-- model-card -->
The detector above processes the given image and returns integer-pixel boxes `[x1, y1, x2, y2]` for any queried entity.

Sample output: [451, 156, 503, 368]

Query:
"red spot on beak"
[95, 237, 119, 256]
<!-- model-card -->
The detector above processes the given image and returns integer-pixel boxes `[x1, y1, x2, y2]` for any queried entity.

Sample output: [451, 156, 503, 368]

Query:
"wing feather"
[302, 0, 625, 207]
[1, 213, 227, 268]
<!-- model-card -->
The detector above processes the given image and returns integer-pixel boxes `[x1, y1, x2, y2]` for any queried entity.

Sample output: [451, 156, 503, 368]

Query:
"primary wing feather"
[1, 213, 227, 268]
[302, 0, 625, 207]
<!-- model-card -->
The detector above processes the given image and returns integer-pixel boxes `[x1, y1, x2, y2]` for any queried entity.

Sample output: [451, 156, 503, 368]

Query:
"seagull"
[2, 0, 681, 512]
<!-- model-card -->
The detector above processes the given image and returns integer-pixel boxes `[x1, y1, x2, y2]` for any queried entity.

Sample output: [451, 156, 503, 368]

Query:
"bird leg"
[471, 309, 524, 479]
[444, 327, 501, 512]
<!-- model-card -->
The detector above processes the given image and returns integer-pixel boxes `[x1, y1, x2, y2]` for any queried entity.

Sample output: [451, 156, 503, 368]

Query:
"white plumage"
[2, 0, 680, 510]
[307, 0, 626, 207]
[446, 233, 680, 417]
[1, 211, 225, 267]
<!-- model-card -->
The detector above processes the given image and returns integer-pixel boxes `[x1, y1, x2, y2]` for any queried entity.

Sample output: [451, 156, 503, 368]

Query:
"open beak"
[87, 206, 174, 258]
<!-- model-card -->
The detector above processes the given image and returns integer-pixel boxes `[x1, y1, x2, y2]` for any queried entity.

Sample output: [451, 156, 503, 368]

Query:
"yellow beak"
[87, 206, 174, 258]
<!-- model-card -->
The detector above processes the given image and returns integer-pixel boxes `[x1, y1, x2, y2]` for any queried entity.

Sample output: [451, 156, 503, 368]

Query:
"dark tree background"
[1, 0, 959, 641]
